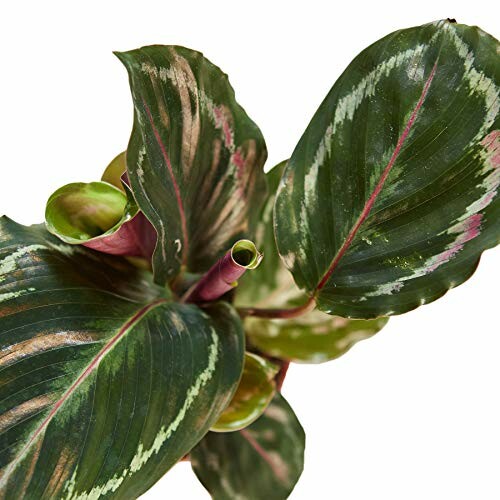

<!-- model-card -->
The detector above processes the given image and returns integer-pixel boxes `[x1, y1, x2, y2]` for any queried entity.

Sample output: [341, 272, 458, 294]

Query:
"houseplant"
[0, 18, 498, 499]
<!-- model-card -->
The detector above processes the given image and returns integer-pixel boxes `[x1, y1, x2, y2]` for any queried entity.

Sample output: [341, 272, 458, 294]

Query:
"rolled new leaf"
[211, 352, 279, 432]
[185, 239, 262, 303]
[45, 180, 156, 258]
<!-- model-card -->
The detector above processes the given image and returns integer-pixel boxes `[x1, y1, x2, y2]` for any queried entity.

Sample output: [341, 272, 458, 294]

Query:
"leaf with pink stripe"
[274, 20, 500, 318]
[191, 393, 305, 500]
[116, 46, 267, 285]
[0, 218, 244, 498]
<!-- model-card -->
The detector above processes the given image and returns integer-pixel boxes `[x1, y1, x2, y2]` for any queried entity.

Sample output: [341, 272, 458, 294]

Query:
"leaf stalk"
[237, 295, 316, 320]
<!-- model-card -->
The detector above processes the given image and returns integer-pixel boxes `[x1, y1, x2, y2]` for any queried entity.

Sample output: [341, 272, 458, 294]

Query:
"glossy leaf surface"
[192, 393, 305, 500]
[275, 20, 500, 318]
[0, 218, 244, 498]
[117, 45, 267, 284]
[211, 352, 278, 432]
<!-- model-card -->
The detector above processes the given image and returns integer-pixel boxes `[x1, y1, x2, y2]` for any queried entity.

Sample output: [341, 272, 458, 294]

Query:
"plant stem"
[183, 240, 262, 303]
[275, 361, 289, 391]
[237, 295, 316, 320]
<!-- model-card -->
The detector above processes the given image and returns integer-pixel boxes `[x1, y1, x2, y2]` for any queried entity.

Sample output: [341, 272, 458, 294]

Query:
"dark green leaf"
[274, 20, 500, 318]
[117, 46, 267, 284]
[191, 393, 305, 500]
[0, 218, 244, 498]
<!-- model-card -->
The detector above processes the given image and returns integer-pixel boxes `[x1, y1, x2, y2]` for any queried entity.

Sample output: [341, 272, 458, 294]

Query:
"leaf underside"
[275, 20, 500, 318]
[191, 393, 305, 500]
[117, 45, 268, 284]
[246, 314, 388, 364]
[0, 218, 244, 499]
[212, 353, 278, 432]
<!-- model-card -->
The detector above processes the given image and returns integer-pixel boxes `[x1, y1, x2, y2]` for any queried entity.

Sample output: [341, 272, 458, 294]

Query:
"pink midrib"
[315, 61, 438, 293]
[240, 428, 288, 484]
[142, 101, 189, 263]
[0, 298, 168, 486]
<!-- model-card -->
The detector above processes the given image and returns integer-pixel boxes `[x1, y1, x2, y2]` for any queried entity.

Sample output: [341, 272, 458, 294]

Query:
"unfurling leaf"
[192, 393, 305, 500]
[211, 353, 279, 432]
[0, 218, 244, 498]
[45, 180, 156, 258]
[185, 239, 262, 303]
[274, 20, 500, 318]
[116, 45, 268, 284]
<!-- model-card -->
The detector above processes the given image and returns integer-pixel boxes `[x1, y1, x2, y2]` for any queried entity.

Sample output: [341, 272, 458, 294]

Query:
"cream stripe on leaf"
[0, 217, 244, 499]
[274, 20, 500, 318]
[117, 46, 267, 285]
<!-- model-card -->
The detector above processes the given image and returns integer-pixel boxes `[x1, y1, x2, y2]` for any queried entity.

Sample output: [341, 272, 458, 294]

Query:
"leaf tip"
[112, 50, 133, 68]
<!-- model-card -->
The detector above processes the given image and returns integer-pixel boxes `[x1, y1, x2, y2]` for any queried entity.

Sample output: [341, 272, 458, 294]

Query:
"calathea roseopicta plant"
[0, 18, 498, 499]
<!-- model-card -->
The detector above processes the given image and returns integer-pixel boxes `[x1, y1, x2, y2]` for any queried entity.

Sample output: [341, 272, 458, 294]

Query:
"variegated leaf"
[275, 20, 500, 318]
[237, 164, 388, 363]
[117, 46, 267, 284]
[191, 393, 305, 500]
[0, 218, 244, 498]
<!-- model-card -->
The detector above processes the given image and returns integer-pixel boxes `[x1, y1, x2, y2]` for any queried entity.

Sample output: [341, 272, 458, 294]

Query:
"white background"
[0, 1, 498, 499]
